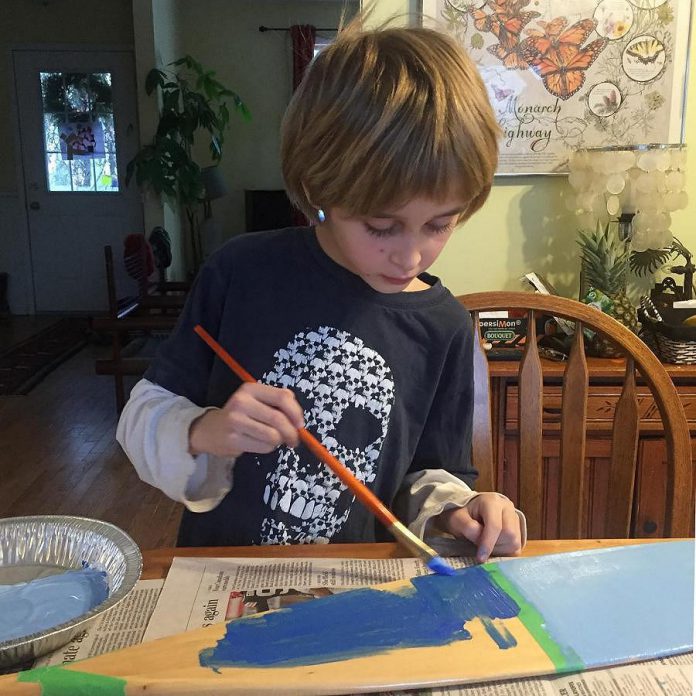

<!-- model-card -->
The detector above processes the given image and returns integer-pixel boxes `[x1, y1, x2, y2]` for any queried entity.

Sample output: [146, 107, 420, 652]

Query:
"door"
[13, 49, 143, 313]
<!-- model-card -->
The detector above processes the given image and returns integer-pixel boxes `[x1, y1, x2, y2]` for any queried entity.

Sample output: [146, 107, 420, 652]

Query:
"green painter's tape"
[483, 564, 583, 672]
[17, 666, 126, 696]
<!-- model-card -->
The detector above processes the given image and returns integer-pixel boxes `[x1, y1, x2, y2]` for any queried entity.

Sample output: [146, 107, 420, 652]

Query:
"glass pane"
[90, 73, 112, 116]
[41, 73, 65, 112]
[94, 154, 119, 191]
[43, 114, 61, 152]
[96, 114, 115, 155]
[71, 157, 94, 191]
[39, 70, 119, 192]
[64, 73, 91, 111]
[45, 153, 72, 191]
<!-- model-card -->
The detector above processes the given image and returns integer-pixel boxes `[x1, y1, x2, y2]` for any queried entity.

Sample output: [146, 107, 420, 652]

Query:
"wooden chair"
[458, 291, 692, 540]
[94, 244, 186, 412]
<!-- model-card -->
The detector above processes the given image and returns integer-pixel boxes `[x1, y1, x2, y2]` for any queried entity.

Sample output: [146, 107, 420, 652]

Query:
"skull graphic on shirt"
[259, 326, 394, 544]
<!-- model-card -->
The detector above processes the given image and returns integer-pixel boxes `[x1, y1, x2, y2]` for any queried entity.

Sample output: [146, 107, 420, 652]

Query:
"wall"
[163, 0, 695, 296]
[447, 12, 696, 298]
[132, 0, 186, 279]
[370, 0, 696, 299]
[1, 0, 692, 312]
[0, 0, 134, 313]
[170, 0, 359, 243]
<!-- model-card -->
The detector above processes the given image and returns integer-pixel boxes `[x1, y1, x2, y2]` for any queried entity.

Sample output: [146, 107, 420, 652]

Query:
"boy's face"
[315, 196, 466, 294]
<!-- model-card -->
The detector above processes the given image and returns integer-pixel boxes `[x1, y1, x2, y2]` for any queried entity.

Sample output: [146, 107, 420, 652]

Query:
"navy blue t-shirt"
[144, 227, 476, 546]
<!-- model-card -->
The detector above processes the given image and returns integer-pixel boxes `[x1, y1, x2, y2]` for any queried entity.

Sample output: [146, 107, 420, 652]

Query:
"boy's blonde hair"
[281, 18, 500, 223]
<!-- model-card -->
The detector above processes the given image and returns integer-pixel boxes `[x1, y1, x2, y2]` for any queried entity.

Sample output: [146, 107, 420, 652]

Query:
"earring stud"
[317, 208, 326, 223]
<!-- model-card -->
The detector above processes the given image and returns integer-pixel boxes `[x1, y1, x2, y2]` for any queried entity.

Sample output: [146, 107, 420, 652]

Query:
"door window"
[40, 71, 120, 192]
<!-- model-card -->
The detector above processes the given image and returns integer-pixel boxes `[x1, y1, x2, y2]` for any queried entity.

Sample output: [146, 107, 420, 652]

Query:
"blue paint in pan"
[494, 540, 694, 667]
[0, 568, 109, 643]
[199, 566, 521, 669]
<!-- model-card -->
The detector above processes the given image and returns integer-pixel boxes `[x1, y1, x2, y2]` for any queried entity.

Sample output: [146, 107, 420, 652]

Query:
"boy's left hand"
[437, 493, 522, 564]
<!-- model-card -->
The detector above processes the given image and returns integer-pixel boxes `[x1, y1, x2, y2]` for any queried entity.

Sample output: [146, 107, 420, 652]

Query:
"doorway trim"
[9, 43, 139, 314]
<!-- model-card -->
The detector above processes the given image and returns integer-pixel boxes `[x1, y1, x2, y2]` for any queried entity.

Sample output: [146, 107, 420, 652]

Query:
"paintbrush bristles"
[388, 521, 456, 575]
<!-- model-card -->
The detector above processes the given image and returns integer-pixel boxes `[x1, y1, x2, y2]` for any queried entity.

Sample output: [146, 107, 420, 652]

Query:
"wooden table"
[2, 538, 689, 695]
[141, 538, 660, 580]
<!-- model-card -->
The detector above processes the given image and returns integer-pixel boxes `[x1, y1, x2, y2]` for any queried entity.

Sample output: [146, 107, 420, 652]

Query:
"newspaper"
[143, 555, 472, 640]
[34, 578, 163, 667]
[142, 556, 693, 696]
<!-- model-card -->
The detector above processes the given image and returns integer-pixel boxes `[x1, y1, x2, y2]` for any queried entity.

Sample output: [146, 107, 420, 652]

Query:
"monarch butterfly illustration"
[521, 17, 597, 61]
[626, 37, 665, 65]
[528, 38, 608, 100]
[521, 16, 607, 100]
[468, 0, 541, 69]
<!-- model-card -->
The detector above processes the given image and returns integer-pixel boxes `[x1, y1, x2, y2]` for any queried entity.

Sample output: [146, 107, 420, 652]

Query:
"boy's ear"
[302, 182, 319, 209]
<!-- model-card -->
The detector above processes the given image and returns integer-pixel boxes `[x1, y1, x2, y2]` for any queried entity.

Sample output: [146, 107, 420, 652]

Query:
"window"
[40, 71, 120, 192]
[313, 37, 334, 59]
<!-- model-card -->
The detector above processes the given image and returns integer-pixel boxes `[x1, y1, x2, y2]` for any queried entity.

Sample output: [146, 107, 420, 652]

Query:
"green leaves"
[629, 246, 676, 277]
[144, 69, 166, 95]
[578, 221, 630, 296]
[126, 54, 250, 207]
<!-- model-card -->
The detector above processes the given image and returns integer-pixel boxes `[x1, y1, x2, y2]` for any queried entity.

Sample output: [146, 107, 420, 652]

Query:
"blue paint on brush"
[0, 568, 109, 643]
[427, 556, 457, 576]
[199, 566, 520, 669]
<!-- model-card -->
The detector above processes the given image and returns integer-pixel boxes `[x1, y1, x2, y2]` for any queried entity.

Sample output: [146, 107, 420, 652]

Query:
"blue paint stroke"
[199, 566, 521, 669]
[479, 617, 518, 649]
[494, 540, 695, 670]
[0, 568, 108, 643]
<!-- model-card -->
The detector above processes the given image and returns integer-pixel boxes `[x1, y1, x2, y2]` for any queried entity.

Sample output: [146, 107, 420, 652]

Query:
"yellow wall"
[369, 0, 696, 298]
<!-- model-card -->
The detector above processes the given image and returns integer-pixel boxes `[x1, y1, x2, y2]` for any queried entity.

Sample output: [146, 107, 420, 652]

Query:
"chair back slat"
[518, 310, 544, 539]
[456, 291, 692, 540]
[559, 323, 589, 538]
[471, 311, 495, 491]
[606, 358, 640, 537]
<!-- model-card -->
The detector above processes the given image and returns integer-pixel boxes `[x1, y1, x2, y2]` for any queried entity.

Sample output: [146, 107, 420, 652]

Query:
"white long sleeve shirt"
[118, 378, 526, 546]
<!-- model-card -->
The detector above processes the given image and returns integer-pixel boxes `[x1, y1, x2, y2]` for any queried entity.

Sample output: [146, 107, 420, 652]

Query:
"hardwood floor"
[0, 315, 57, 352]
[0, 333, 182, 551]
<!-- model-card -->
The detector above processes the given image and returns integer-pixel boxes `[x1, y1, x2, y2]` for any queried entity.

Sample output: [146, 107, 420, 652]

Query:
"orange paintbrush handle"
[296, 429, 396, 528]
[193, 324, 396, 529]
[194, 325, 255, 383]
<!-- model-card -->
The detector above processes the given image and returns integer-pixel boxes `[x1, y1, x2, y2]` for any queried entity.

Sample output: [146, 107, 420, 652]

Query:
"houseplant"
[125, 55, 250, 273]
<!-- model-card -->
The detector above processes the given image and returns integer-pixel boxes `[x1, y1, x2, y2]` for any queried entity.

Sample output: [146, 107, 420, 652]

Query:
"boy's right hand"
[188, 383, 305, 458]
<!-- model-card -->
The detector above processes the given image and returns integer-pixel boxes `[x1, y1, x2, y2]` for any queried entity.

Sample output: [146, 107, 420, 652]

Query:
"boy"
[117, 19, 525, 562]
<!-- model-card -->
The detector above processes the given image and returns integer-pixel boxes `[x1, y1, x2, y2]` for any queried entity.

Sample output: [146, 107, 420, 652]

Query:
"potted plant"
[125, 55, 250, 273]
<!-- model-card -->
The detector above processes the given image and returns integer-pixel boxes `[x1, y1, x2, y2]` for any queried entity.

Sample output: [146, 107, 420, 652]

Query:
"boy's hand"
[189, 383, 305, 458]
[438, 493, 522, 564]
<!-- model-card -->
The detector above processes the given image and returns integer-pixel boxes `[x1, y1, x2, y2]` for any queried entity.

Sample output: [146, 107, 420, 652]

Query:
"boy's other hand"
[189, 383, 305, 458]
[438, 493, 522, 564]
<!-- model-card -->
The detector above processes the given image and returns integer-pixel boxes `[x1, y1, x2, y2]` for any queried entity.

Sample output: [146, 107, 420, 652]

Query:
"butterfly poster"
[422, 0, 691, 174]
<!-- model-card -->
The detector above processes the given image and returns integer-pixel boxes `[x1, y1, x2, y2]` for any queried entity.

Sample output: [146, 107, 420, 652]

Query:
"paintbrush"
[193, 324, 456, 576]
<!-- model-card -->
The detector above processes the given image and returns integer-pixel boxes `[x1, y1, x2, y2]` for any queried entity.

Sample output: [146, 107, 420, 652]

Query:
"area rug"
[0, 318, 89, 395]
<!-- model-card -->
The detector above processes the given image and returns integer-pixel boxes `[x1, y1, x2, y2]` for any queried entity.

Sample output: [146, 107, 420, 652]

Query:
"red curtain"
[289, 24, 316, 227]
[290, 24, 317, 91]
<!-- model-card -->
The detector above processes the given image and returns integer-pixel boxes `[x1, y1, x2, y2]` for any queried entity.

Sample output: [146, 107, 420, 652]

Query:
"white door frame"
[9, 43, 143, 314]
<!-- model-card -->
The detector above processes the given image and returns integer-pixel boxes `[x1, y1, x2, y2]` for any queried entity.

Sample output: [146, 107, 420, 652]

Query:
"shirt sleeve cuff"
[397, 469, 528, 549]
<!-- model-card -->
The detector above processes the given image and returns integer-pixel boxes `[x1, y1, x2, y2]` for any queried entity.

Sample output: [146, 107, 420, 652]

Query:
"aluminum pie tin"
[0, 515, 142, 668]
